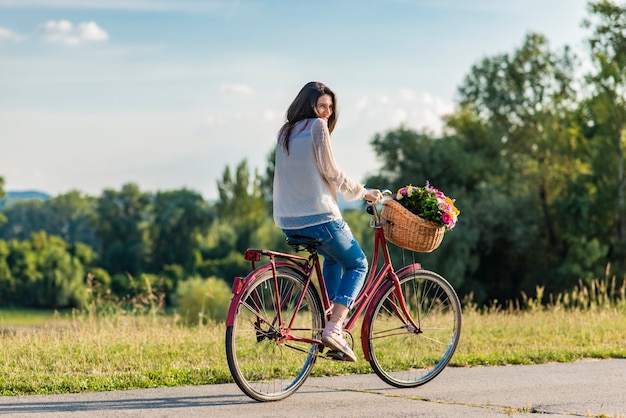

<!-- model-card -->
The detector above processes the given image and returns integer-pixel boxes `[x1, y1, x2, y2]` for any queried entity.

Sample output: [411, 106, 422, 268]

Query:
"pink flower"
[393, 182, 459, 231]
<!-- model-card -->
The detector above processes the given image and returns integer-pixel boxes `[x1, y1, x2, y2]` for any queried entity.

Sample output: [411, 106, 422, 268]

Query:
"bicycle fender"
[225, 262, 307, 327]
[395, 263, 422, 277]
[360, 263, 422, 361]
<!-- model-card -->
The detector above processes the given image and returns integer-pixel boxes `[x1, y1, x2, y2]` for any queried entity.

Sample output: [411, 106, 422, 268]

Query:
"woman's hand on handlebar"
[364, 189, 383, 204]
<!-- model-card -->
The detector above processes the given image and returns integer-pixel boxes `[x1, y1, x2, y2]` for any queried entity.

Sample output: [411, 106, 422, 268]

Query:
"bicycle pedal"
[326, 350, 348, 361]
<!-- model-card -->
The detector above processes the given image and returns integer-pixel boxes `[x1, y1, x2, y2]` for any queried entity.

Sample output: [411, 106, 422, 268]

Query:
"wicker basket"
[381, 199, 445, 253]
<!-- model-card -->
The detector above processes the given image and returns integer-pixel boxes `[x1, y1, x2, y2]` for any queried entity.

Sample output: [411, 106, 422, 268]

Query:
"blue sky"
[0, 0, 591, 200]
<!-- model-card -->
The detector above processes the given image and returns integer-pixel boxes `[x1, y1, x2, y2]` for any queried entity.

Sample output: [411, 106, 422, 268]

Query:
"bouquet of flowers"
[381, 182, 459, 252]
[393, 182, 459, 231]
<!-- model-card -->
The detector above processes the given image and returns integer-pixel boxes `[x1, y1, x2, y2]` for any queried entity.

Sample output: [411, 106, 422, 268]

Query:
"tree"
[197, 220, 249, 285]
[29, 232, 87, 308]
[2, 232, 88, 308]
[149, 188, 213, 273]
[0, 176, 5, 227]
[458, 33, 581, 198]
[366, 127, 481, 298]
[47, 191, 99, 251]
[454, 32, 595, 296]
[215, 160, 268, 252]
[0, 199, 47, 241]
[260, 148, 276, 203]
[93, 183, 151, 276]
[0, 239, 14, 303]
[583, 0, 626, 271]
[365, 32, 609, 302]
[0, 191, 99, 251]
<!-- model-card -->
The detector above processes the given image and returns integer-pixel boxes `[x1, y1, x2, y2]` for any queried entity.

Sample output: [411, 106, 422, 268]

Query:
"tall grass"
[0, 314, 231, 395]
[456, 277, 626, 366]
[0, 277, 624, 395]
[464, 277, 626, 313]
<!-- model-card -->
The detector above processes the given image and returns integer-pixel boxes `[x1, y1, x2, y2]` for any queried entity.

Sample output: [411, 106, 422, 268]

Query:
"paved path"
[0, 359, 624, 417]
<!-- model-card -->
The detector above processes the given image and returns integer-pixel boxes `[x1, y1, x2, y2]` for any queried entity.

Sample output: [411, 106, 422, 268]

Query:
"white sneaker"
[321, 321, 357, 362]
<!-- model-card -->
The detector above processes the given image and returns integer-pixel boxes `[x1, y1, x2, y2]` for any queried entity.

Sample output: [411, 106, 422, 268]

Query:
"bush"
[2, 232, 88, 308]
[174, 276, 231, 325]
[196, 251, 249, 286]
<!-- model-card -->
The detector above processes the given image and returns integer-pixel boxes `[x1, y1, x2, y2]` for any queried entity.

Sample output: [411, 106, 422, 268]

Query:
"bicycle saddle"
[285, 235, 321, 249]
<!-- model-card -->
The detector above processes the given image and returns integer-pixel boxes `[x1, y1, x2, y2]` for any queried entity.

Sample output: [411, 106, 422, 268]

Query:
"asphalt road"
[0, 359, 624, 417]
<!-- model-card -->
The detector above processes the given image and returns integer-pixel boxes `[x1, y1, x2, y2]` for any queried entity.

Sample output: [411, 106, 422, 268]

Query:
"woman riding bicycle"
[273, 81, 383, 362]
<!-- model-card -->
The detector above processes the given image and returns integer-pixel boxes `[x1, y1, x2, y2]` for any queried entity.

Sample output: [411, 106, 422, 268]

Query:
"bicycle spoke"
[226, 268, 322, 402]
[367, 270, 461, 388]
[369, 329, 411, 340]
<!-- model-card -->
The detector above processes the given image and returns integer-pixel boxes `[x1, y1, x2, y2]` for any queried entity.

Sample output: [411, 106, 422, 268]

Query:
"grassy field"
[0, 308, 72, 327]
[1, 282, 625, 396]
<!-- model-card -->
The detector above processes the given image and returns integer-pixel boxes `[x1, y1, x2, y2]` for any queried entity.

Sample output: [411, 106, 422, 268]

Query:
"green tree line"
[1, 0, 625, 308]
[0, 161, 288, 308]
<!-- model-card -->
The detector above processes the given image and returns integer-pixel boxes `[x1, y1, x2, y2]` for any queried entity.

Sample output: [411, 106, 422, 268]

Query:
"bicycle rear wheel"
[366, 269, 461, 388]
[225, 267, 323, 401]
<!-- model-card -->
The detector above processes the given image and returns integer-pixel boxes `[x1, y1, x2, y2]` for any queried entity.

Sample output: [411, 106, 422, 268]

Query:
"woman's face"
[315, 94, 334, 120]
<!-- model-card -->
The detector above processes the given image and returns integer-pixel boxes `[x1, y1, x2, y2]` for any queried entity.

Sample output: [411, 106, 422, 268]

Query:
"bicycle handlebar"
[366, 189, 393, 228]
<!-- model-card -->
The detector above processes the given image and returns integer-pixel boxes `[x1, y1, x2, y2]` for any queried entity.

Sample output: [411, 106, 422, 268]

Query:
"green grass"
[0, 308, 70, 327]
[1, 279, 625, 396]
[0, 314, 232, 395]
[1, 306, 624, 396]
[455, 308, 626, 365]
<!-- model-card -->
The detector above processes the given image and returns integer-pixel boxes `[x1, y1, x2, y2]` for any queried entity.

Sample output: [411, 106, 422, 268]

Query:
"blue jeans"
[283, 219, 368, 308]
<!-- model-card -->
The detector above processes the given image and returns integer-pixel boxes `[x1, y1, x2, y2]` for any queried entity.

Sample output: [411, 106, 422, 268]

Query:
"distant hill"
[0, 191, 52, 209]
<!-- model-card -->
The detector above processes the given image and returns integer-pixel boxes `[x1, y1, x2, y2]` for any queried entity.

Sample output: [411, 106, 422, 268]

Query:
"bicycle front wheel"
[225, 267, 323, 401]
[366, 269, 461, 388]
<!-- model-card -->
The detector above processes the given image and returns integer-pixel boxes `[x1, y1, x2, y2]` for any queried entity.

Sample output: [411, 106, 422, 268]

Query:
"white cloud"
[78, 21, 109, 41]
[220, 83, 254, 97]
[399, 88, 415, 101]
[38, 20, 109, 46]
[349, 89, 455, 136]
[0, 26, 25, 41]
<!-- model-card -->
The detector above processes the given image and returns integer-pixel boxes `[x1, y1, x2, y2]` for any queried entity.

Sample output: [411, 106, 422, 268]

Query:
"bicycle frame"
[225, 204, 423, 361]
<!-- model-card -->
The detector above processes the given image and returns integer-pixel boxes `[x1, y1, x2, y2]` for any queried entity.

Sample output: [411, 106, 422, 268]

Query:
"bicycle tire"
[225, 267, 323, 401]
[366, 269, 461, 388]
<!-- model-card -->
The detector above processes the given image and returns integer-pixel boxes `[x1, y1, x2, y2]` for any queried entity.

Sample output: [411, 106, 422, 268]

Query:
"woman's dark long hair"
[277, 81, 338, 154]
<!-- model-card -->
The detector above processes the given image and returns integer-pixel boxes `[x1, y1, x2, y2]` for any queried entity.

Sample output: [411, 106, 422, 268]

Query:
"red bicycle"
[225, 197, 462, 401]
